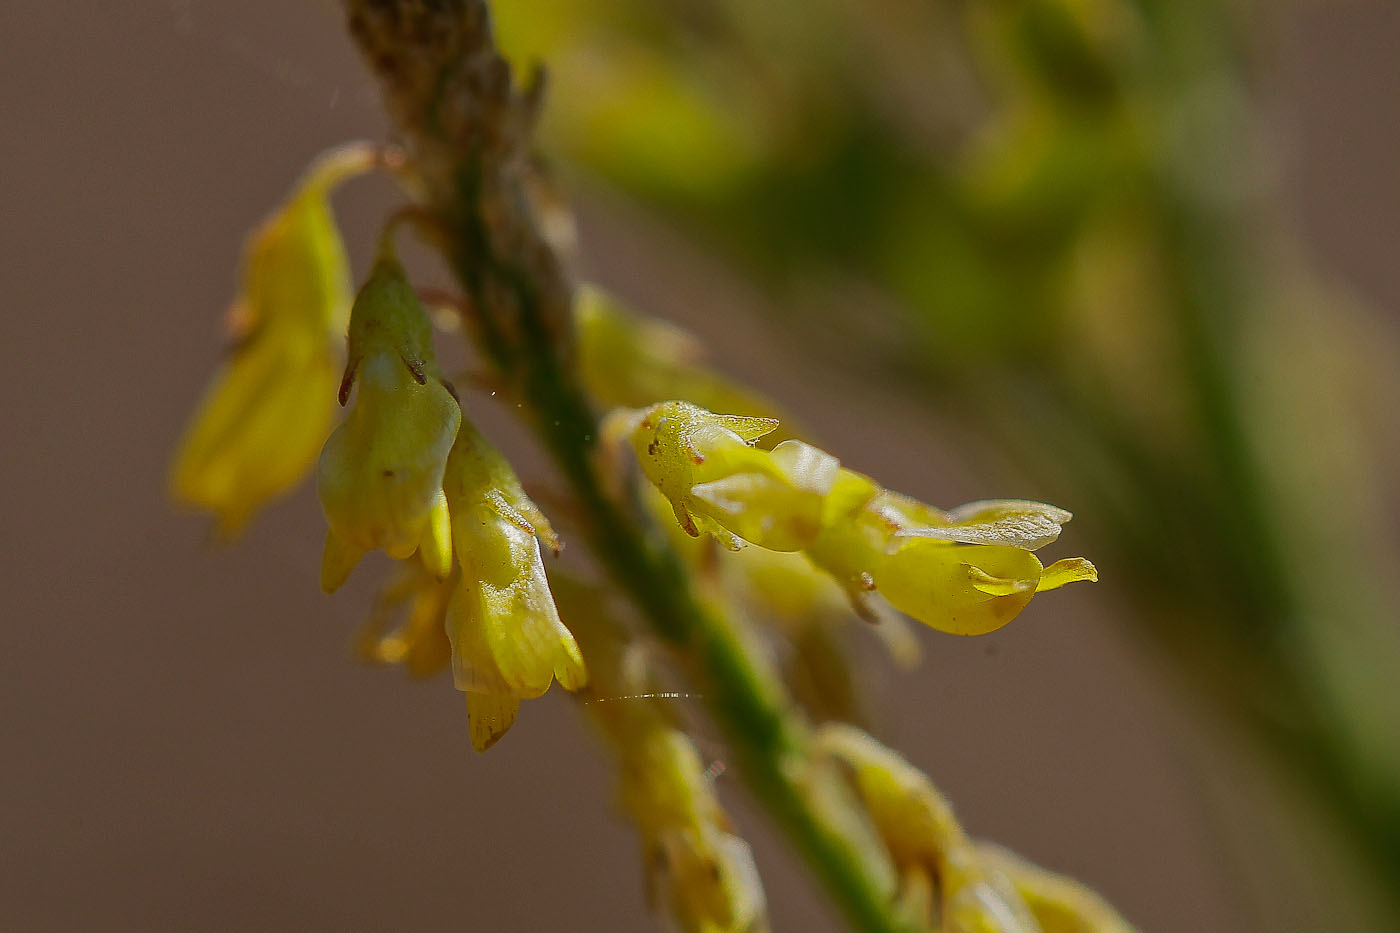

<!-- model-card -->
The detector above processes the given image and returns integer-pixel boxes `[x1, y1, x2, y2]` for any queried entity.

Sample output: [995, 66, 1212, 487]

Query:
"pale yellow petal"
[418, 489, 454, 580]
[171, 331, 340, 535]
[878, 541, 1042, 636]
[710, 413, 780, 443]
[978, 844, 1136, 933]
[321, 527, 369, 594]
[1036, 558, 1099, 592]
[466, 690, 520, 753]
[900, 499, 1071, 551]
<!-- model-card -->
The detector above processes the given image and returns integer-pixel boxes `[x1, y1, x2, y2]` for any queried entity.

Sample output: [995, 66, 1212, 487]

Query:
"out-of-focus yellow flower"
[356, 559, 455, 679]
[622, 729, 767, 933]
[563, 586, 767, 933]
[317, 250, 461, 592]
[575, 287, 789, 433]
[621, 400, 835, 551]
[171, 143, 377, 535]
[725, 542, 923, 726]
[621, 401, 1096, 636]
[443, 418, 586, 751]
[978, 844, 1135, 933]
[819, 724, 1048, 933]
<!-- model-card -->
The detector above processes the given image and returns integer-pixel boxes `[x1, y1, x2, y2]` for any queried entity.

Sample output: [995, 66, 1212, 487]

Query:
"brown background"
[2, 2, 1396, 930]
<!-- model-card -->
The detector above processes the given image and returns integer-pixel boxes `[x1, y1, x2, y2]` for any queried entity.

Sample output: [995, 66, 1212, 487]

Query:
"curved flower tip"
[171, 145, 377, 535]
[627, 401, 833, 551]
[813, 488, 1094, 636]
[879, 541, 1095, 637]
[317, 255, 461, 591]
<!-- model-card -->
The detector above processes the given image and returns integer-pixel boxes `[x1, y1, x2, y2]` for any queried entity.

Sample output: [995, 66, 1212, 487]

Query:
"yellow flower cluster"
[619, 401, 1096, 636]
[316, 245, 585, 750]
[819, 725, 1134, 933]
[170, 144, 378, 534]
[173, 153, 590, 752]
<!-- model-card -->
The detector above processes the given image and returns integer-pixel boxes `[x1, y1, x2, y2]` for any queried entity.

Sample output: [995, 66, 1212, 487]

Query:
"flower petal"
[1036, 557, 1099, 592]
[465, 690, 520, 753]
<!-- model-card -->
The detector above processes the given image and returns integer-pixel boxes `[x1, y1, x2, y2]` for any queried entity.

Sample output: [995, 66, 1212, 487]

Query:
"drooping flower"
[442, 418, 586, 751]
[317, 249, 461, 592]
[170, 143, 378, 534]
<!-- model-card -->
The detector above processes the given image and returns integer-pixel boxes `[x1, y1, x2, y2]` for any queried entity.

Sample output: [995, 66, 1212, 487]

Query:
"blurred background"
[2, 1, 1398, 930]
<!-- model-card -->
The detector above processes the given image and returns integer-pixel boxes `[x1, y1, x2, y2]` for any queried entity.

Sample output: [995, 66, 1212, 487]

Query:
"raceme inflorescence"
[171, 5, 1126, 926]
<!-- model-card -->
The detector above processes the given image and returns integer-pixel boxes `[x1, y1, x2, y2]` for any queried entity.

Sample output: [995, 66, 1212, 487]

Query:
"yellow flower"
[170, 143, 377, 535]
[621, 730, 766, 933]
[317, 250, 461, 592]
[563, 587, 766, 933]
[978, 844, 1136, 933]
[356, 559, 456, 679]
[623, 401, 1097, 636]
[575, 286, 787, 427]
[624, 400, 835, 551]
[442, 418, 586, 751]
[818, 724, 1043, 933]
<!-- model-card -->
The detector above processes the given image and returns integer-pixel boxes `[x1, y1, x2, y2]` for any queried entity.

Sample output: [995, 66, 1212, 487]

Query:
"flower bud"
[576, 287, 788, 429]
